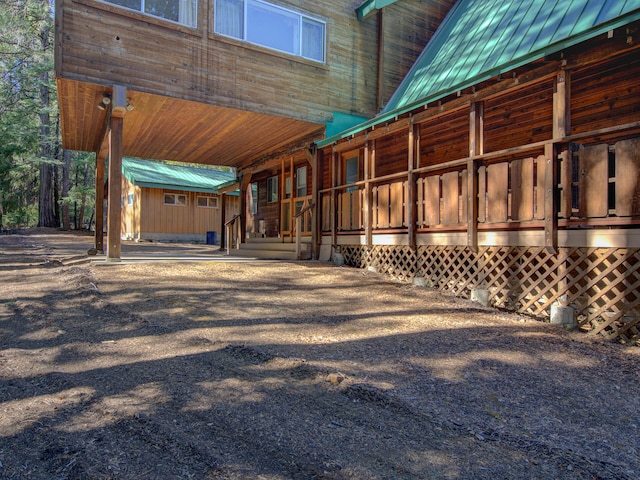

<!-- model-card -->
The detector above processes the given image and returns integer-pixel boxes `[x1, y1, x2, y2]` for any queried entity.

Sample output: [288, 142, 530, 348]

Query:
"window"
[285, 176, 291, 199]
[197, 196, 219, 208]
[214, 0, 325, 62]
[249, 182, 258, 215]
[345, 156, 358, 184]
[296, 166, 307, 197]
[267, 176, 278, 203]
[164, 193, 187, 206]
[102, 0, 197, 27]
[127, 193, 134, 206]
[345, 155, 359, 192]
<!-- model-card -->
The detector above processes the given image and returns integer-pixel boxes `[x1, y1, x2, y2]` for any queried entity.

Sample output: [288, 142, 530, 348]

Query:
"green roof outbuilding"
[122, 158, 237, 194]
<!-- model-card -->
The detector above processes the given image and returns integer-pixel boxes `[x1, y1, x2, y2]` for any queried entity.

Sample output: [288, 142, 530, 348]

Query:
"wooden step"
[231, 239, 311, 260]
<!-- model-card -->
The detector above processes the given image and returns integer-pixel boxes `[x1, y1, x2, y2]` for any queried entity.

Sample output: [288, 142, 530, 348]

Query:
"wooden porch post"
[106, 117, 123, 261]
[407, 120, 418, 250]
[219, 193, 226, 249]
[467, 101, 484, 251]
[546, 69, 571, 253]
[105, 85, 127, 261]
[239, 173, 251, 244]
[94, 151, 106, 253]
[308, 146, 319, 260]
[331, 149, 338, 248]
[364, 140, 373, 248]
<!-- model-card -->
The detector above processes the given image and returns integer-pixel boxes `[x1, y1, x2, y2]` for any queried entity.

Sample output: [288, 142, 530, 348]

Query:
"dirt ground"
[1, 229, 639, 480]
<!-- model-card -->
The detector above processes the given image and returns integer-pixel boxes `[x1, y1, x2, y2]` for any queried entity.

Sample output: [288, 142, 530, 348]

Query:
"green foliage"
[1, 0, 61, 228]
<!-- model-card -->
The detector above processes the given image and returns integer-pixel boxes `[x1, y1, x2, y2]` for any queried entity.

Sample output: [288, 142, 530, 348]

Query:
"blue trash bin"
[206, 231, 217, 245]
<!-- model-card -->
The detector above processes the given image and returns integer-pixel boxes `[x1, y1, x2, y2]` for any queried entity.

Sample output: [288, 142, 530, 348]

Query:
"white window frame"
[127, 193, 134, 206]
[296, 166, 307, 198]
[197, 196, 219, 208]
[267, 176, 279, 203]
[100, 0, 198, 28]
[164, 193, 188, 206]
[214, 0, 326, 63]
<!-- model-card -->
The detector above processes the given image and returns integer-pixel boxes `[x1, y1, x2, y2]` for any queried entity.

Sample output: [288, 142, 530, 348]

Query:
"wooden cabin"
[315, 0, 640, 343]
[55, 0, 455, 257]
[56, 0, 640, 341]
[120, 157, 239, 243]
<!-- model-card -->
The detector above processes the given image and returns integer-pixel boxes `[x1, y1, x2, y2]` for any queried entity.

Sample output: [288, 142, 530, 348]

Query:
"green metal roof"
[318, 0, 640, 147]
[122, 157, 236, 194]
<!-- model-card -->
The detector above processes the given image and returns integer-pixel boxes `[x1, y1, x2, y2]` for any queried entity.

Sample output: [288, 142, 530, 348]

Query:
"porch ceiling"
[57, 79, 325, 171]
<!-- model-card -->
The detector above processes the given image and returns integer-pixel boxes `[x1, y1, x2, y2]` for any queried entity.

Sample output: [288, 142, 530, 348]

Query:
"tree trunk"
[61, 150, 71, 230]
[77, 162, 89, 230]
[36, 15, 56, 227]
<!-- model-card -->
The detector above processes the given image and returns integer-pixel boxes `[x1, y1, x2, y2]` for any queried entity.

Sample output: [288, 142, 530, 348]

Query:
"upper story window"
[214, 0, 325, 63]
[105, 0, 197, 28]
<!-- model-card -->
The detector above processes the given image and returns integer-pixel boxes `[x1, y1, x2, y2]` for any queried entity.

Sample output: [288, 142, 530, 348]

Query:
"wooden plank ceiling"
[57, 78, 325, 171]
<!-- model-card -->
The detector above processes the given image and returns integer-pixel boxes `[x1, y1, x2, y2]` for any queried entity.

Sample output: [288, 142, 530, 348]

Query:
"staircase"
[230, 237, 312, 260]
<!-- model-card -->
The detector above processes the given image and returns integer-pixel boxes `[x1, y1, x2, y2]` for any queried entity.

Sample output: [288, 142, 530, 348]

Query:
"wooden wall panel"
[423, 175, 440, 226]
[510, 157, 534, 221]
[58, 0, 382, 123]
[615, 139, 640, 216]
[484, 80, 553, 153]
[375, 184, 390, 228]
[442, 171, 459, 225]
[579, 144, 608, 218]
[478, 166, 486, 223]
[390, 181, 405, 228]
[571, 54, 640, 135]
[419, 111, 469, 166]
[375, 131, 409, 177]
[535, 155, 547, 220]
[486, 163, 508, 223]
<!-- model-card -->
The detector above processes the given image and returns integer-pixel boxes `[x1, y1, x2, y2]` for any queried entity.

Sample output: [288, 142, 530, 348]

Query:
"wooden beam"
[309, 146, 320, 260]
[94, 150, 106, 253]
[407, 122, 417, 249]
[331, 149, 338, 248]
[364, 141, 373, 248]
[220, 193, 227, 251]
[106, 116, 123, 261]
[239, 173, 252, 244]
[544, 144, 558, 253]
[467, 102, 483, 251]
[377, 9, 385, 112]
[553, 70, 570, 139]
[218, 182, 240, 195]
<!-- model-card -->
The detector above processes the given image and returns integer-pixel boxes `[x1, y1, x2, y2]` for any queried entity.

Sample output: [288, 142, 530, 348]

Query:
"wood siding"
[121, 177, 239, 239]
[57, 0, 379, 123]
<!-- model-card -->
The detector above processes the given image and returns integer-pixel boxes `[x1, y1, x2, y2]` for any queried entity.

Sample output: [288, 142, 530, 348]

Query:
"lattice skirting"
[340, 245, 640, 344]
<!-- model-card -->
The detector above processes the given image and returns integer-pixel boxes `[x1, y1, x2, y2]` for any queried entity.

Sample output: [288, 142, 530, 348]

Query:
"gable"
[384, 0, 640, 114]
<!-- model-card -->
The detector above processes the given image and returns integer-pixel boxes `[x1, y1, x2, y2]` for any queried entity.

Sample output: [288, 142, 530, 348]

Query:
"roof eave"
[356, 0, 398, 21]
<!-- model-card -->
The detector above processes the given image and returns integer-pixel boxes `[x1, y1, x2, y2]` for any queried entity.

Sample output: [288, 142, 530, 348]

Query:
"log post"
[407, 121, 418, 250]
[105, 85, 128, 262]
[106, 116, 123, 261]
[364, 140, 373, 248]
[467, 101, 483, 251]
[308, 146, 320, 260]
[94, 150, 106, 253]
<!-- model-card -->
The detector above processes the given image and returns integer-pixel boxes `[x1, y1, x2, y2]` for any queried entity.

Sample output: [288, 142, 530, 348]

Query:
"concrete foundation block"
[332, 252, 344, 266]
[550, 304, 576, 329]
[412, 276, 428, 287]
[470, 289, 489, 307]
